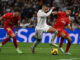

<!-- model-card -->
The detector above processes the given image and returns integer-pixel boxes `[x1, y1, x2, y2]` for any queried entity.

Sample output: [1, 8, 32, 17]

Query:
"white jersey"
[36, 9, 52, 28]
[35, 9, 53, 39]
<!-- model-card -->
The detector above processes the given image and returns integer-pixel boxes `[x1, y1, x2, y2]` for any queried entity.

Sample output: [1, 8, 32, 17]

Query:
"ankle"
[0, 43, 3, 46]
[60, 47, 62, 49]
[16, 48, 19, 50]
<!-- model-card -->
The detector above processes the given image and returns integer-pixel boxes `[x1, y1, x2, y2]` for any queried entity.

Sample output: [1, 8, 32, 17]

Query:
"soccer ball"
[51, 48, 58, 55]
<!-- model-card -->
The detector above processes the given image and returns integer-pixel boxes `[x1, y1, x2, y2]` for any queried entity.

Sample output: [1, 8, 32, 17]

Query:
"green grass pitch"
[0, 42, 80, 60]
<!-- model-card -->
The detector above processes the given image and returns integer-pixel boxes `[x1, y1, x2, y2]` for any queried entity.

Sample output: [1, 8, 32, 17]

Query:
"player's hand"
[71, 28, 75, 31]
[15, 31, 17, 35]
[52, 12, 57, 15]
[51, 7, 55, 10]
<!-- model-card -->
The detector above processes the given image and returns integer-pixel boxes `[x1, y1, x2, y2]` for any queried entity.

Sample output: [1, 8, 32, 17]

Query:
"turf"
[0, 42, 80, 60]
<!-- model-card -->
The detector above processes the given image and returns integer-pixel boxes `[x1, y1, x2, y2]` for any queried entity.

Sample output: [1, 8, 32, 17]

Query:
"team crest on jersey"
[7, 28, 11, 32]
[61, 20, 66, 24]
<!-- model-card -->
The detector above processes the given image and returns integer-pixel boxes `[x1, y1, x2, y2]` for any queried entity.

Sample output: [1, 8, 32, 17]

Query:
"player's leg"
[47, 27, 58, 33]
[31, 30, 43, 54]
[59, 38, 64, 53]
[60, 32, 72, 54]
[11, 32, 22, 54]
[5, 27, 18, 49]
[0, 26, 11, 47]
[1, 35, 11, 46]
[0, 35, 11, 51]
[31, 39, 41, 54]
[10, 33, 18, 48]
[59, 38, 64, 48]
[65, 35, 72, 54]
[7, 27, 22, 54]
[47, 27, 58, 47]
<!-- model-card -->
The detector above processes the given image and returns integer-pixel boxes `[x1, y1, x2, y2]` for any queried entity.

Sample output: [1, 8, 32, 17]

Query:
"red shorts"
[55, 28, 69, 37]
[4, 24, 14, 35]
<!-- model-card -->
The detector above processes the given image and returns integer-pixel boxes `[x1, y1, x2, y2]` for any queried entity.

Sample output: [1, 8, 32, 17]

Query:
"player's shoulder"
[58, 11, 66, 16]
[58, 11, 65, 14]
[3, 12, 13, 18]
[37, 9, 44, 16]
[5, 12, 13, 15]
[38, 9, 43, 13]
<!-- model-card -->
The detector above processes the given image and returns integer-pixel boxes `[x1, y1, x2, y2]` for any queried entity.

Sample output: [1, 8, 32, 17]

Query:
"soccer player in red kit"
[0, 8, 22, 54]
[52, 8, 74, 54]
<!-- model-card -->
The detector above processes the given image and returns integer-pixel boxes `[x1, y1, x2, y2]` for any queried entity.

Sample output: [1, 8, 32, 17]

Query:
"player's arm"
[0, 13, 9, 22]
[67, 17, 74, 31]
[52, 11, 63, 15]
[16, 24, 20, 31]
[39, 7, 55, 17]
[67, 24, 74, 30]
[0, 16, 3, 22]
[15, 20, 20, 34]
[52, 11, 58, 15]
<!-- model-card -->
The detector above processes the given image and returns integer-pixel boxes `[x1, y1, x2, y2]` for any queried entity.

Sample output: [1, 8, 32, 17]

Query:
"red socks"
[59, 38, 64, 48]
[2, 38, 10, 45]
[13, 36, 18, 48]
[59, 38, 71, 53]
[65, 43, 71, 53]
[2, 36, 18, 48]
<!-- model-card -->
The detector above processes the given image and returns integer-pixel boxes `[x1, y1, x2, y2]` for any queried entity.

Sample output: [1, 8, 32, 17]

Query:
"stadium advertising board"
[0, 28, 80, 44]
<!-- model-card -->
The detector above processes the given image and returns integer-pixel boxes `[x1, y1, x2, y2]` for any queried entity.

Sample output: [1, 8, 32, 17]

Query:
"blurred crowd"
[0, 0, 80, 28]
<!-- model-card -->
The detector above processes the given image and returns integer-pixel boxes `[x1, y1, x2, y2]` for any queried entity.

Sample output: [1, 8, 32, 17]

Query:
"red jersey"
[54, 12, 70, 29]
[2, 13, 20, 26]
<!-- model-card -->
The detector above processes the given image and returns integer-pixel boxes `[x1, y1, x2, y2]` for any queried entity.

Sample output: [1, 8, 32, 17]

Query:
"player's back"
[57, 12, 66, 18]
[3, 13, 20, 25]
[53, 12, 70, 29]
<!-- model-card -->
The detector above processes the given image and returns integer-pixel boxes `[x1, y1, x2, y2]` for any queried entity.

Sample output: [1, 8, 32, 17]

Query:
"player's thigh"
[6, 34, 11, 38]
[35, 29, 43, 39]
[60, 31, 72, 43]
[66, 35, 72, 43]
[5, 27, 15, 37]
[60, 32, 66, 38]
[47, 26, 57, 33]
[59, 29, 68, 38]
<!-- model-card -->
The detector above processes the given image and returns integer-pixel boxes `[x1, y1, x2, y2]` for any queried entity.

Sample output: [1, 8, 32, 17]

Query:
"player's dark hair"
[14, 7, 22, 13]
[42, 4, 48, 7]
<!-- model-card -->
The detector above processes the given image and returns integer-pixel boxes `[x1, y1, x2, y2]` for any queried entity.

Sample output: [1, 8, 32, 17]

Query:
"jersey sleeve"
[38, 9, 52, 17]
[2, 13, 10, 18]
[57, 12, 65, 16]
[57, 12, 62, 15]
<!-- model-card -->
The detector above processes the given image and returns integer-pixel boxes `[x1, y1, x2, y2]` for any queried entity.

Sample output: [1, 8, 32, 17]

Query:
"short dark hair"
[14, 7, 22, 13]
[42, 4, 48, 7]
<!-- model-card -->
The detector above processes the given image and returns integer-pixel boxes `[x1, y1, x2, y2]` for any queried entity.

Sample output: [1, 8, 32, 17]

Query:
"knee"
[52, 29, 57, 33]
[67, 38, 72, 45]
[11, 33, 16, 38]
[6, 35, 11, 40]
[37, 39, 41, 42]
[61, 35, 66, 38]
[69, 39, 72, 43]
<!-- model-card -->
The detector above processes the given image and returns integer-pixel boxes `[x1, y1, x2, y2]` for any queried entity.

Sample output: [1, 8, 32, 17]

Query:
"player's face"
[15, 12, 21, 17]
[43, 6, 48, 13]
[66, 10, 71, 16]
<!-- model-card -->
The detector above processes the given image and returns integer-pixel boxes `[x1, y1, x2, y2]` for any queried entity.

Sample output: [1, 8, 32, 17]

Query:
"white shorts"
[35, 25, 51, 39]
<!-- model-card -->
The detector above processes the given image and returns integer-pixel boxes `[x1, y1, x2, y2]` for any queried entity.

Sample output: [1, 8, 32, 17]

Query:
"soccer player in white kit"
[31, 4, 58, 53]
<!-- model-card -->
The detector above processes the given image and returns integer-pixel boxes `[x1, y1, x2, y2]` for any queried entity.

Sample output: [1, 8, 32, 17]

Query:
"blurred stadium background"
[0, 0, 80, 28]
